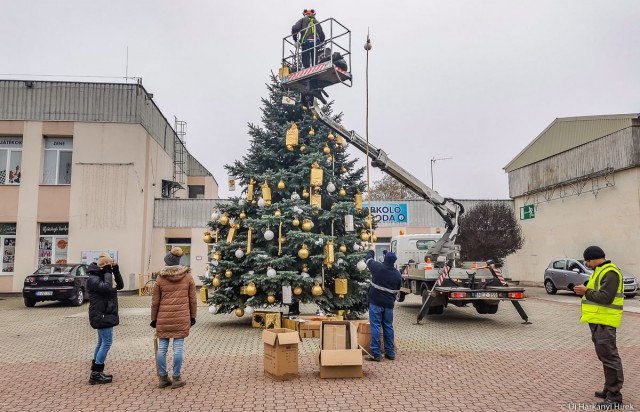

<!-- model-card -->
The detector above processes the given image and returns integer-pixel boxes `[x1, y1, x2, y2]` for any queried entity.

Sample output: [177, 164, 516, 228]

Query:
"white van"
[390, 234, 441, 268]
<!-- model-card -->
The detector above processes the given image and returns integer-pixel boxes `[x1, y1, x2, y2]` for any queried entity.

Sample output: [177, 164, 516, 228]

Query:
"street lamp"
[430, 157, 452, 191]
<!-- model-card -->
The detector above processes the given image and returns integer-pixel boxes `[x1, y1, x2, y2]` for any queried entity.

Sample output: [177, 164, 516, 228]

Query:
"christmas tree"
[202, 74, 376, 319]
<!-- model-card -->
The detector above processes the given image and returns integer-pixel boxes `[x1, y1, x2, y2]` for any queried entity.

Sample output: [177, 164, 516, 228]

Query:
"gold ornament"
[310, 161, 323, 188]
[324, 241, 335, 268]
[245, 282, 257, 296]
[336, 134, 344, 146]
[341, 166, 347, 173]
[275, 209, 282, 217]
[300, 144, 306, 152]
[203, 232, 213, 244]
[226, 223, 239, 243]
[214, 251, 222, 261]
[311, 283, 323, 296]
[261, 182, 272, 203]
[225, 269, 232, 278]
[235, 308, 244, 317]
[323, 144, 330, 155]
[360, 229, 370, 242]
[302, 264, 309, 272]
[212, 276, 221, 287]
[326, 155, 333, 164]
[277, 179, 285, 190]
[302, 188, 309, 198]
[355, 191, 363, 211]
[293, 287, 303, 295]
[247, 179, 255, 202]
[339, 244, 347, 253]
[335, 278, 348, 299]
[310, 192, 321, 208]
[328, 131, 335, 141]
[285, 123, 299, 151]
[267, 295, 276, 304]
[219, 213, 229, 226]
[292, 217, 300, 227]
[298, 244, 310, 259]
[301, 219, 312, 232]
[339, 187, 346, 196]
[239, 210, 246, 219]
[313, 114, 318, 121]
[308, 128, 315, 136]
[371, 234, 377, 242]
[246, 227, 253, 254]
[303, 105, 308, 111]
[364, 216, 372, 228]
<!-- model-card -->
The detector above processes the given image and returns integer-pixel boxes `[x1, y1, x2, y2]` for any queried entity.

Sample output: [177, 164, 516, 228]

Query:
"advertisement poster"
[80, 250, 119, 265]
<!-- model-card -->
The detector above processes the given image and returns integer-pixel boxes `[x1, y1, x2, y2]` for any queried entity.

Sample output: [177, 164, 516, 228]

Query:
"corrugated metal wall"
[0, 80, 210, 176]
[153, 198, 513, 228]
[508, 128, 638, 197]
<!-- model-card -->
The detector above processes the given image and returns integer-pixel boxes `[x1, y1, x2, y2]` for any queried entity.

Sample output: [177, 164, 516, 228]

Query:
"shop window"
[0, 223, 17, 273]
[166, 239, 191, 267]
[43, 137, 73, 185]
[39, 223, 69, 266]
[188, 185, 205, 199]
[0, 137, 22, 185]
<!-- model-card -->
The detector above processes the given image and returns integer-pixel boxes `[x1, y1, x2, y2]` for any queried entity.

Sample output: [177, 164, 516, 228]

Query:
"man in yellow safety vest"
[292, 9, 325, 68]
[573, 246, 624, 409]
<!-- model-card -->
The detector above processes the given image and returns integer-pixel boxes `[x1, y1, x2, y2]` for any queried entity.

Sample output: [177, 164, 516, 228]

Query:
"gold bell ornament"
[338, 187, 346, 197]
[308, 127, 315, 136]
[267, 294, 276, 304]
[339, 244, 347, 253]
[219, 213, 229, 226]
[293, 287, 303, 296]
[341, 166, 347, 174]
[335, 278, 348, 299]
[355, 191, 363, 211]
[323, 144, 330, 155]
[302, 188, 309, 198]
[203, 231, 213, 244]
[336, 134, 344, 147]
[292, 217, 300, 227]
[285, 123, 299, 151]
[311, 283, 323, 296]
[310, 161, 323, 188]
[212, 276, 221, 288]
[247, 179, 256, 202]
[225, 269, 232, 278]
[239, 210, 246, 219]
[298, 244, 310, 259]
[235, 308, 245, 317]
[328, 131, 335, 141]
[277, 179, 285, 190]
[301, 219, 312, 232]
[245, 282, 257, 296]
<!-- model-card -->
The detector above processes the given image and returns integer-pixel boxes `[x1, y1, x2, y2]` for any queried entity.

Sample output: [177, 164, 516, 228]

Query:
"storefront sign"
[40, 223, 69, 235]
[0, 223, 17, 236]
[0, 137, 22, 148]
[363, 203, 408, 223]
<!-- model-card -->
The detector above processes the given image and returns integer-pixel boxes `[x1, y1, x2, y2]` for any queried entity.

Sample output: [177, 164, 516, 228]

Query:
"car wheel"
[544, 279, 557, 295]
[396, 292, 406, 302]
[625, 293, 637, 299]
[72, 288, 84, 307]
[24, 298, 36, 307]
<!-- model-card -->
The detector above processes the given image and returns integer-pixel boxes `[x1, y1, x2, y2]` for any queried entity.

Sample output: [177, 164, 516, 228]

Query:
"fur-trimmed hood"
[157, 265, 191, 282]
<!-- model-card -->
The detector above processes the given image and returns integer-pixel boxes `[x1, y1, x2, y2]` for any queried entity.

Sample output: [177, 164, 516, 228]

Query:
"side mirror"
[572, 268, 580, 273]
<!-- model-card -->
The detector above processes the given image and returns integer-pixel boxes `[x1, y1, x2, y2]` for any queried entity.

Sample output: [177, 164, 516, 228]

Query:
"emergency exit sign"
[520, 204, 535, 220]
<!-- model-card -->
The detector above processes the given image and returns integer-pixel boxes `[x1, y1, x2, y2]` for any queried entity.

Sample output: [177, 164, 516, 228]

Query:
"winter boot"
[89, 362, 112, 385]
[171, 375, 186, 389]
[158, 375, 172, 388]
[93, 359, 112, 379]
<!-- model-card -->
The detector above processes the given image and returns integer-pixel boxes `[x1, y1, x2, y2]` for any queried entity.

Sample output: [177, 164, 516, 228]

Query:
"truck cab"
[390, 234, 440, 269]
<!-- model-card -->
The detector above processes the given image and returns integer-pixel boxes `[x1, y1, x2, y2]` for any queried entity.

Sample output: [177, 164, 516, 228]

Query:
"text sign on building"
[363, 203, 408, 224]
[0, 223, 17, 236]
[520, 204, 535, 220]
[40, 223, 69, 235]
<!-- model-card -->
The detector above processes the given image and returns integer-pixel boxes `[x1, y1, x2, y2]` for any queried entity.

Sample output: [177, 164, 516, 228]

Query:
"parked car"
[22, 263, 89, 307]
[544, 259, 639, 298]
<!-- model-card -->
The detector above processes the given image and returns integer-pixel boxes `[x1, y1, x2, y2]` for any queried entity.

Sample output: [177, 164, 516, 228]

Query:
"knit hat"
[384, 252, 397, 265]
[97, 253, 113, 268]
[164, 247, 183, 266]
[583, 246, 605, 261]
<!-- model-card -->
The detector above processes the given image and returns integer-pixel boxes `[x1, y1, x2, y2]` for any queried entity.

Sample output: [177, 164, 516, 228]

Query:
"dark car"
[544, 259, 639, 298]
[22, 264, 89, 307]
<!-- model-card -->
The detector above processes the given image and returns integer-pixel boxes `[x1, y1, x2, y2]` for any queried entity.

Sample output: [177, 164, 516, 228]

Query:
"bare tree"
[366, 175, 421, 200]
[457, 202, 524, 264]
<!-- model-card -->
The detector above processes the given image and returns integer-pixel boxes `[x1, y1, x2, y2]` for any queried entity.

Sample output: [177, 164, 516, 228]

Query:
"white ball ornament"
[208, 305, 219, 314]
[257, 198, 266, 208]
[291, 192, 300, 201]
[337, 258, 344, 265]
[357, 260, 367, 271]
[244, 306, 255, 316]
[267, 267, 277, 278]
[211, 259, 219, 267]
[210, 211, 220, 221]
[301, 271, 310, 278]
[264, 230, 275, 241]
[238, 199, 246, 206]
[353, 243, 361, 251]
[235, 248, 245, 258]
[326, 182, 336, 193]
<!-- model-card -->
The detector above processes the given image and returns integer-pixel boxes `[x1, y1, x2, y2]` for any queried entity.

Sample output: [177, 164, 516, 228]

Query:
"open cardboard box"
[262, 328, 301, 381]
[351, 320, 398, 355]
[316, 320, 363, 379]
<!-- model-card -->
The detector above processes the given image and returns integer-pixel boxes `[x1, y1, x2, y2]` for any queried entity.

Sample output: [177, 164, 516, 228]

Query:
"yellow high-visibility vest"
[580, 262, 624, 328]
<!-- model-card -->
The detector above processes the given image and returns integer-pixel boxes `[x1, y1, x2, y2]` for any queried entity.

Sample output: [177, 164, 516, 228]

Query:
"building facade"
[0, 80, 218, 293]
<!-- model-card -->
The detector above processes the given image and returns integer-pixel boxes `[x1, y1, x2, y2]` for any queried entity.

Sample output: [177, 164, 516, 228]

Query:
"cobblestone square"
[0, 289, 638, 411]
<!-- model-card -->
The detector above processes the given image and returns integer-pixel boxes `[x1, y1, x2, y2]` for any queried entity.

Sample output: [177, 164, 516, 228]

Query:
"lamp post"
[430, 157, 452, 191]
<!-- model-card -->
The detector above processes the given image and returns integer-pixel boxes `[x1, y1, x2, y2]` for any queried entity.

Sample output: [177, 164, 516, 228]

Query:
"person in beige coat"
[150, 247, 197, 389]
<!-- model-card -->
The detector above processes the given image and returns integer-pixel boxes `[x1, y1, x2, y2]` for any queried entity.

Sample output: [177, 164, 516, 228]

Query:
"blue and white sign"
[363, 203, 408, 224]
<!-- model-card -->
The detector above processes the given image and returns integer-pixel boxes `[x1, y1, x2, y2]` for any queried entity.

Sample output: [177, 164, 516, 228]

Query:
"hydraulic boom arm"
[311, 100, 464, 261]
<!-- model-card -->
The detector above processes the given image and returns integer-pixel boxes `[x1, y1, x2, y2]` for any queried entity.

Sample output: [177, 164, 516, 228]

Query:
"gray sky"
[1, 1, 639, 200]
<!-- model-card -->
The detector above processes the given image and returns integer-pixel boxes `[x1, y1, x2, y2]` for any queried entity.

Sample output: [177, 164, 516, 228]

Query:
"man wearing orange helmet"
[292, 9, 325, 68]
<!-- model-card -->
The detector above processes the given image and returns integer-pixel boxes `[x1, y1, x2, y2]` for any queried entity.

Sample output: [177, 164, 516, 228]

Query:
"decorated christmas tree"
[202, 74, 376, 319]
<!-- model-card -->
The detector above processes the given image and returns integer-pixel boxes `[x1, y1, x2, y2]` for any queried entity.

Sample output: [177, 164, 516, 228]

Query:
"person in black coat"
[86, 253, 124, 385]
[292, 9, 325, 68]
[365, 250, 402, 362]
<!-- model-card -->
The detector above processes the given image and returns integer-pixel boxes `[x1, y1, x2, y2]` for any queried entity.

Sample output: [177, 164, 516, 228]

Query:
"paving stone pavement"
[0, 290, 638, 412]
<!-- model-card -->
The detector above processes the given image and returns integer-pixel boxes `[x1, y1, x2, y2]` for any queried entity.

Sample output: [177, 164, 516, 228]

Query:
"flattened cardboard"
[318, 321, 363, 379]
[322, 324, 347, 350]
[353, 320, 398, 354]
[262, 328, 301, 381]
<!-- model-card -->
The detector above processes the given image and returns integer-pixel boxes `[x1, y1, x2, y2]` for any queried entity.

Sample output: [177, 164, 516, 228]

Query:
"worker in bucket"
[365, 249, 402, 361]
[292, 9, 325, 69]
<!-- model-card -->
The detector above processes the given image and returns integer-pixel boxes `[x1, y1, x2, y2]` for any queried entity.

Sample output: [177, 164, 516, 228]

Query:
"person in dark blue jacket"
[365, 249, 402, 361]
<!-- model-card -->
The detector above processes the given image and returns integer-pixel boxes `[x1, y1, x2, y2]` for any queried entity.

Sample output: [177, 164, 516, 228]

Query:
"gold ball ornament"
[298, 244, 310, 259]
[225, 269, 232, 278]
[203, 232, 213, 244]
[219, 214, 229, 226]
[266, 200, 272, 207]
[309, 128, 315, 136]
[341, 166, 347, 173]
[277, 180, 285, 190]
[214, 251, 222, 261]
[303, 106, 308, 111]
[245, 282, 257, 296]
[292, 217, 300, 227]
[371, 234, 377, 242]
[326, 155, 333, 164]
[212, 276, 221, 287]
[274, 209, 282, 217]
[300, 144, 306, 152]
[323, 144, 330, 155]
[302, 188, 309, 198]
[328, 131, 335, 141]
[360, 230, 370, 242]
[293, 287, 303, 296]
[267, 295, 276, 304]
[339, 187, 346, 196]
[286, 144, 294, 151]
[235, 308, 245, 317]
[301, 219, 312, 232]
[311, 284, 323, 296]
[339, 244, 347, 253]
[239, 210, 246, 219]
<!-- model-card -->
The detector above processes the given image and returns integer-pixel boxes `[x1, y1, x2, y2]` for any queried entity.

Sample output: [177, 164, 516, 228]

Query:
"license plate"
[624, 287, 635, 291]
[475, 292, 499, 298]
[36, 291, 53, 296]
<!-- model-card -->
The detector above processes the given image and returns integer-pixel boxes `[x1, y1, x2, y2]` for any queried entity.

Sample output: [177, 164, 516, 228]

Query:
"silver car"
[544, 259, 638, 298]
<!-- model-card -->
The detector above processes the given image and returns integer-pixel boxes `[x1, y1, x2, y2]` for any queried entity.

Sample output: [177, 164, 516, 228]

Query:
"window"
[0, 137, 22, 185]
[39, 223, 69, 266]
[0, 223, 17, 273]
[188, 185, 205, 199]
[416, 240, 436, 250]
[43, 137, 73, 184]
[166, 239, 191, 267]
[552, 260, 565, 270]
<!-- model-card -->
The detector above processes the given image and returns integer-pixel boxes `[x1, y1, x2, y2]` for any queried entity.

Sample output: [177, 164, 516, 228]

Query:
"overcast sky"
[1, 1, 638, 200]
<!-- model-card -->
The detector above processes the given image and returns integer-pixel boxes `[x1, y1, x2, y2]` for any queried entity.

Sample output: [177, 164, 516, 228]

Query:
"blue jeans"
[93, 327, 113, 365]
[157, 338, 184, 377]
[368, 303, 395, 358]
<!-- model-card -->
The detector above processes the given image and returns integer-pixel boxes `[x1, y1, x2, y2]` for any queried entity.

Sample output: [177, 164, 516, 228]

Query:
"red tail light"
[508, 292, 524, 299]
[450, 292, 468, 298]
[25, 277, 36, 283]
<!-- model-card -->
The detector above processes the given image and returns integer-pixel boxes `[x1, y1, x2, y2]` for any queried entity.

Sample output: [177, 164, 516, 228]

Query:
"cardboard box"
[318, 321, 363, 379]
[298, 320, 321, 338]
[282, 318, 298, 331]
[252, 311, 282, 329]
[322, 324, 347, 350]
[262, 328, 301, 381]
[353, 320, 398, 355]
